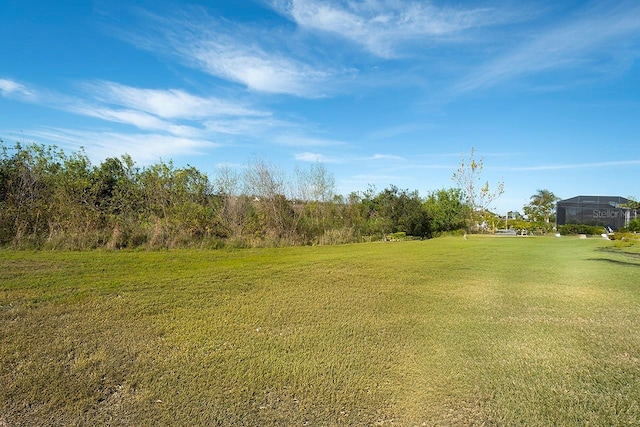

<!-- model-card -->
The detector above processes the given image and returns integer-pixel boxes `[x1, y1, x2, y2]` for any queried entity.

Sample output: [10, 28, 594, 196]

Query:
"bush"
[608, 232, 639, 241]
[431, 229, 466, 238]
[558, 224, 606, 236]
[625, 218, 640, 232]
[386, 231, 407, 241]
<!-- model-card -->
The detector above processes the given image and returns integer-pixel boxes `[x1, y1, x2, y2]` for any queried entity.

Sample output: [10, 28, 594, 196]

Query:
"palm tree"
[528, 189, 560, 224]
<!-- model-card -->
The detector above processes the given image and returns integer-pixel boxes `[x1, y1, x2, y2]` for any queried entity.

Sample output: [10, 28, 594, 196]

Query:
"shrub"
[625, 218, 640, 232]
[386, 231, 407, 241]
[558, 224, 606, 235]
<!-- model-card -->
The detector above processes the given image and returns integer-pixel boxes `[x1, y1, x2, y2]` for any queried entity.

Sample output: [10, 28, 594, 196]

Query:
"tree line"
[0, 142, 471, 249]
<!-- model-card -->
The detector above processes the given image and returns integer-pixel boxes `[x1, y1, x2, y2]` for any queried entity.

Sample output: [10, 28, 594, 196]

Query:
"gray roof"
[558, 195, 628, 206]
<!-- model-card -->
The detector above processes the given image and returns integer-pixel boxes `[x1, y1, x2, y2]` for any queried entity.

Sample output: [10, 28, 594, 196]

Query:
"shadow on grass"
[588, 258, 640, 267]
[596, 247, 640, 258]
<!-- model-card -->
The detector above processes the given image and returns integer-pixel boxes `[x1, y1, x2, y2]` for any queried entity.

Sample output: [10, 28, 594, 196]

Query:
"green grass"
[1, 236, 640, 426]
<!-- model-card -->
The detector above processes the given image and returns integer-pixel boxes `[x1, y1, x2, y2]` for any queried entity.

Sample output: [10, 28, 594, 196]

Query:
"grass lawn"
[1, 236, 640, 426]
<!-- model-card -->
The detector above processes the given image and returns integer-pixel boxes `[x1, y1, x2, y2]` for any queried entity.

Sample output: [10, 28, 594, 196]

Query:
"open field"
[1, 236, 640, 426]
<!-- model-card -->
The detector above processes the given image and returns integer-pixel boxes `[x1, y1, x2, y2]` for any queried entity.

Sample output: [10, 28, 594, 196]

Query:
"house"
[556, 196, 636, 230]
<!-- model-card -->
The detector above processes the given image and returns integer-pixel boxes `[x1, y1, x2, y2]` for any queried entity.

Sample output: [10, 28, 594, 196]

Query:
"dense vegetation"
[0, 142, 469, 249]
[2, 237, 640, 425]
[3, 141, 636, 248]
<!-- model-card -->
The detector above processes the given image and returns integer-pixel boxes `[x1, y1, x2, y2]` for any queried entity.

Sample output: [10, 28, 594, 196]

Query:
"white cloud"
[456, 2, 640, 92]
[190, 41, 332, 97]
[270, 0, 502, 57]
[119, 10, 340, 97]
[294, 152, 341, 163]
[295, 152, 325, 162]
[0, 79, 23, 94]
[1, 79, 238, 162]
[73, 106, 195, 136]
[367, 123, 432, 140]
[0, 76, 352, 160]
[276, 134, 347, 147]
[28, 128, 217, 165]
[369, 153, 405, 161]
[84, 81, 268, 119]
[204, 117, 290, 136]
[69, 81, 274, 137]
[0, 78, 38, 101]
[1, 77, 277, 140]
[496, 159, 640, 172]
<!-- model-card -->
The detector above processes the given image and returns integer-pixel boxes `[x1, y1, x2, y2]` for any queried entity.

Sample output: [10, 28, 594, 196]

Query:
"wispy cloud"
[275, 134, 348, 147]
[189, 41, 333, 97]
[28, 128, 217, 165]
[117, 9, 343, 97]
[368, 153, 405, 161]
[269, 0, 508, 58]
[367, 123, 432, 140]
[495, 159, 640, 172]
[83, 81, 267, 119]
[1, 78, 272, 139]
[72, 81, 271, 137]
[1, 78, 270, 161]
[204, 117, 289, 137]
[1, 77, 355, 162]
[294, 152, 341, 163]
[71, 107, 203, 138]
[456, 2, 640, 92]
[0, 78, 39, 101]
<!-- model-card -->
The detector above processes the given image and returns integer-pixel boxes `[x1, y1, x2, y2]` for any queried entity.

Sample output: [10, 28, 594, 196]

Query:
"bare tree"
[452, 147, 504, 231]
[295, 162, 336, 239]
[244, 157, 299, 242]
[214, 163, 246, 239]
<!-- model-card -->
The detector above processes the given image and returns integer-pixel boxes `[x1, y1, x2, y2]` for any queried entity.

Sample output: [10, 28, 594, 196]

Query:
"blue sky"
[1, 0, 639, 213]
